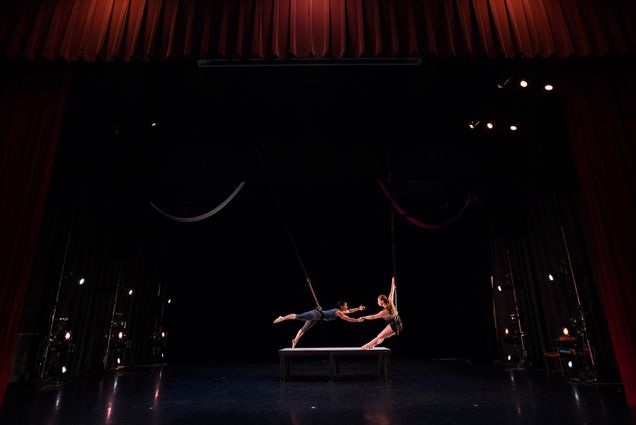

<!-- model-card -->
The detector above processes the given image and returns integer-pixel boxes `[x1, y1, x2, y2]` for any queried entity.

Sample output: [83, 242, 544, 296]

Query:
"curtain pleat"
[442, 0, 459, 56]
[521, 0, 555, 57]
[488, 0, 515, 57]
[456, 0, 474, 56]
[181, 0, 197, 58]
[329, 0, 345, 58]
[251, 0, 272, 58]
[364, 0, 382, 57]
[471, 0, 497, 57]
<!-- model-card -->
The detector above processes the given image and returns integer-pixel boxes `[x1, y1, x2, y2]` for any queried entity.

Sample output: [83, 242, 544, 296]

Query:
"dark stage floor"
[1, 360, 634, 425]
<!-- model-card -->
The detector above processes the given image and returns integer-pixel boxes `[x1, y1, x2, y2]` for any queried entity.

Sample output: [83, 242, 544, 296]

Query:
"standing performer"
[273, 301, 366, 348]
[361, 278, 402, 349]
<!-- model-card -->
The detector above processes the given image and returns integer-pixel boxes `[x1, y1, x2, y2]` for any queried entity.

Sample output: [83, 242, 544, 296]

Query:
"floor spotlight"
[519, 79, 528, 88]
[567, 361, 573, 368]
[544, 84, 554, 91]
[468, 120, 480, 129]
[497, 285, 502, 292]
[118, 331, 123, 339]
[486, 122, 494, 129]
[548, 274, 554, 282]
[507, 355, 512, 361]
[510, 125, 518, 131]
[563, 327, 569, 336]
[62, 366, 67, 374]
[128, 289, 133, 296]
[64, 331, 71, 341]
[79, 278, 85, 285]
[151, 122, 158, 127]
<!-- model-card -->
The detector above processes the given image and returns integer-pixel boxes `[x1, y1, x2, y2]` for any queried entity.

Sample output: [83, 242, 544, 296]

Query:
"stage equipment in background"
[103, 261, 133, 370]
[492, 250, 529, 367]
[506, 249, 528, 367]
[152, 284, 171, 363]
[38, 229, 82, 384]
[150, 181, 245, 223]
[559, 226, 597, 381]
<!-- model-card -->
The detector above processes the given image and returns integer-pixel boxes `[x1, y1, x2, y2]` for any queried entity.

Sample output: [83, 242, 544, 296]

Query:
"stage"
[1, 359, 632, 425]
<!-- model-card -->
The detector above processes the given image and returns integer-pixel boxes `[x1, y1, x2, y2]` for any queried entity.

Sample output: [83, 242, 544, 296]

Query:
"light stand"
[152, 289, 170, 363]
[560, 226, 596, 380]
[103, 260, 124, 371]
[39, 228, 72, 381]
[506, 249, 528, 367]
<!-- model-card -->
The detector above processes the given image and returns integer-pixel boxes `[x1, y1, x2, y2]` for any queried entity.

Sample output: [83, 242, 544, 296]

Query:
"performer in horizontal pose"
[273, 301, 366, 348]
[361, 277, 402, 349]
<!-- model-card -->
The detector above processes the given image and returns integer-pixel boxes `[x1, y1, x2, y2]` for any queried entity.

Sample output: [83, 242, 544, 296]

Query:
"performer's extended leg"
[273, 313, 297, 324]
[292, 320, 317, 348]
[362, 326, 395, 350]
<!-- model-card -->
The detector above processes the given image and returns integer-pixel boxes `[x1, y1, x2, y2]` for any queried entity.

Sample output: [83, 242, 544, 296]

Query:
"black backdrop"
[14, 61, 609, 376]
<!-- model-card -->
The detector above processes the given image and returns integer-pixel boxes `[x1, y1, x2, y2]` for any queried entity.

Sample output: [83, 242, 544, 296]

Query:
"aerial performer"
[273, 301, 366, 348]
[360, 277, 402, 349]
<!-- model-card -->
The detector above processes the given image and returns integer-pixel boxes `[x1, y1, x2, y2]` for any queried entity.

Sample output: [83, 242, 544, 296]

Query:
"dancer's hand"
[358, 305, 366, 311]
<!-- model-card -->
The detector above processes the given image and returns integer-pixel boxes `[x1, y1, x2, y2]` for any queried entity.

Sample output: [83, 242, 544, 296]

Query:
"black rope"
[255, 145, 321, 310]
[386, 146, 399, 308]
[386, 146, 398, 283]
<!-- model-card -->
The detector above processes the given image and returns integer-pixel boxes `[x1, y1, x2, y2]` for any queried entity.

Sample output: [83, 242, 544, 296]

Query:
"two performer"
[273, 278, 402, 349]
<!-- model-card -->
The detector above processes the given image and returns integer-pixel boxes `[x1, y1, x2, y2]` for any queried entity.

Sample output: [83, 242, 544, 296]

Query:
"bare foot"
[291, 338, 298, 349]
[273, 316, 284, 324]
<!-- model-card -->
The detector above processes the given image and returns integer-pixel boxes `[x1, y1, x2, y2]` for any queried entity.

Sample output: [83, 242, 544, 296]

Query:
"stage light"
[64, 331, 71, 340]
[62, 366, 67, 374]
[117, 357, 121, 364]
[504, 328, 510, 336]
[79, 278, 85, 285]
[151, 122, 158, 127]
[567, 361, 573, 368]
[520, 80, 528, 88]
[497, 77, 511, 89]
[161, 331, 165, 338]
[161, 353, 164, 358]
[486, 122, 494, 129]
[497, 285, 502, 292]
[507, 355, 512, 361]
[168, 299, 172, 304]
[563, 327, 569, 336]
[128, 289, 133, 296]
[548, 274, 554, 282]
[118, 332, 123, 339]
[544, 84, 554, 91]
[510, 125, 518, 131]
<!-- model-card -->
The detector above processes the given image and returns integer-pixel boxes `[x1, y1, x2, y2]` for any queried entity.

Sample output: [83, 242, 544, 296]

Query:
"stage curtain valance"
[1, 0, 635, 61]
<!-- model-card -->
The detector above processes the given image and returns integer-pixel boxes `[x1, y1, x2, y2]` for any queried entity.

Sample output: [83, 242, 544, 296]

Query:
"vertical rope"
[387, 146, 398, 309]
[255, 145, 321, 309]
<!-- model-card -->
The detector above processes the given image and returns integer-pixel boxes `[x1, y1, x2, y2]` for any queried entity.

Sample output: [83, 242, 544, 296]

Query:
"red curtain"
[564, 71, 636, 406]
[1, 0, 635, 61]
[0, 66, 70, 407]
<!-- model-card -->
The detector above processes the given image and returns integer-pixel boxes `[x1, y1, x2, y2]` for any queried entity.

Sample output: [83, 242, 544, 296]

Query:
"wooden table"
[279, 347, 391, 383]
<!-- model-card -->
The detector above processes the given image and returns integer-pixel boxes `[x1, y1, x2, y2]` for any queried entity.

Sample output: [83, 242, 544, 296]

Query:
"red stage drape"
[0, 66, 70, 407]
[1, 0, 635, 60]
[565, 72, 636, 405]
